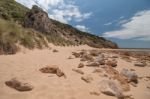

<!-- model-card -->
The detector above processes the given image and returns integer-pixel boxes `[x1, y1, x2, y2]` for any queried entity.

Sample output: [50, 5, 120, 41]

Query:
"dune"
[0, 45, 150, 99]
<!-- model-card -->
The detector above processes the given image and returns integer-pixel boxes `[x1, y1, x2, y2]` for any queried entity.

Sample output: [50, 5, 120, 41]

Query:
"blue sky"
[16, 0, 150, 48]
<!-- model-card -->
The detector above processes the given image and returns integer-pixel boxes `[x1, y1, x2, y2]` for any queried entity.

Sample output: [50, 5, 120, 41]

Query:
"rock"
[40, 65, 58, 73]
[72, 69, 84, 75]
[86, 62, 99, 67]
[68, 56, 74, 59]
[93, 69, 102, 73]
[81, 54, 94, 62]
[56, 68, 66, 77]
[81, 75, 93, 83]
[130, 82, 137, 87]
[134, 62, 147, 67]
[53, 49, 58, 52]
[5, 78, 33, 91]
[78, 63, 84, 68]
[98, 80, 124, 99]
[95, 56, 105, 65]
[121, 68, 138, 84]
[106, 59, 117, 67]
[112, 55, 119, 58]
[105, 67, 130, 92]
[72, 52, 80, 58]
[39, 65, 65, 77]
[147, 85, 150, 89]
[89, 50, 101, 56]
[123, 93, 134, 99]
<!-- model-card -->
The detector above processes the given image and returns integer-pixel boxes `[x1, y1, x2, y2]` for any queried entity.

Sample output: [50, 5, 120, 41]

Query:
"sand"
[0, 45, 150, 99]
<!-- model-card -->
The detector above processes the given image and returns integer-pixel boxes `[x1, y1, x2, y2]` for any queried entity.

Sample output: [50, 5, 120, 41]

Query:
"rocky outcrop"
[24, 5, 118, 48]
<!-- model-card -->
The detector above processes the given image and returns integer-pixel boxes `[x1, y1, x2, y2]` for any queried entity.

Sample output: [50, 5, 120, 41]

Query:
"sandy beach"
[0, 45, 150, 99]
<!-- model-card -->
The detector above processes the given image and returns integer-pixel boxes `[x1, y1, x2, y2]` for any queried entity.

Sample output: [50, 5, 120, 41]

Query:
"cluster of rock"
[71, 49, 139, 99]
[5, 49, 148, 99]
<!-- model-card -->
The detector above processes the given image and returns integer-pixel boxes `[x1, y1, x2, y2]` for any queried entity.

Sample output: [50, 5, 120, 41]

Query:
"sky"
[16, 0, 150, 48]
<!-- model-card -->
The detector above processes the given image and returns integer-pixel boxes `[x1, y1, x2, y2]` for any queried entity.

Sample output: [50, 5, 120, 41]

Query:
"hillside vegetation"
[0, 0, 118, 54]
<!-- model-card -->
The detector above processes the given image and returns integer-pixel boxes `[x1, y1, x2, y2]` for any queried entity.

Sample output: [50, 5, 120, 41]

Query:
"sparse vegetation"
[0, 19, 48, 54]
[0, 0, 29, 22]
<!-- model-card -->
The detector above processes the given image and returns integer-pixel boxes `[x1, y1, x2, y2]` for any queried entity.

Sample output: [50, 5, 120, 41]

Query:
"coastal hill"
[0, 0, 117, 54]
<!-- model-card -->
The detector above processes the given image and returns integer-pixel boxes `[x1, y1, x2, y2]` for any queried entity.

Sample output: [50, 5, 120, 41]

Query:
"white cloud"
[75, 25, 89, 32]
[103, 10, 150, 41]
[104, 22, 112, 26]
[16, 0, 92, 23]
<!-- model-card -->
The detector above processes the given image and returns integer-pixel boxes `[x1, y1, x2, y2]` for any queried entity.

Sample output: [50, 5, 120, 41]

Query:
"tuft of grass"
[0, 19, 48, 54]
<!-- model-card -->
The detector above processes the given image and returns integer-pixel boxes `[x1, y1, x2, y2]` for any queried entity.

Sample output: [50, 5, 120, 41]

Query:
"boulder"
[5, 78, 33, 91]
[78, 63, 84, 68]
[81, 75, 93, 83]
[121, 68, 138, 84]
[105, 67, 130, 91]
[39, 65, 65, 77]
[98, 80, 124, 99]
[72, 68, 84, 75]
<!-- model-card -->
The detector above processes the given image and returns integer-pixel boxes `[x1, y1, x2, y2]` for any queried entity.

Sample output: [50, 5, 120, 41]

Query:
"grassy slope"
[0, 19, 48, 54]
[0, 0, 29, 22]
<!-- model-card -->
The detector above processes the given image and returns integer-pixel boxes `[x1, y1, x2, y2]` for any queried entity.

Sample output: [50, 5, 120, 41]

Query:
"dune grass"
[0, 19, 48, 54]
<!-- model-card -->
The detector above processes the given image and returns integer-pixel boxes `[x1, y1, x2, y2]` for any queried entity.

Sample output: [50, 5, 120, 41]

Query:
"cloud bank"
[16, 0, 92, 23]
[103, 10, 150, 41]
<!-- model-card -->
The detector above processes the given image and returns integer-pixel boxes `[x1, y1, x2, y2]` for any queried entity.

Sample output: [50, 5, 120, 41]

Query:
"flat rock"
[72, 68, 84, 75]
[5, 78, 33, 91]
[81, 75, 93, 83]
[134, 62, 147, 67]
[86, 62, 99, 67]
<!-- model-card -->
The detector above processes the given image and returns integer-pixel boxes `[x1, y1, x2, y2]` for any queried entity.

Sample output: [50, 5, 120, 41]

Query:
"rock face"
[24, 5, 55, 35]
[5, 78, 33, 91]
[24, 5, 118, 48]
